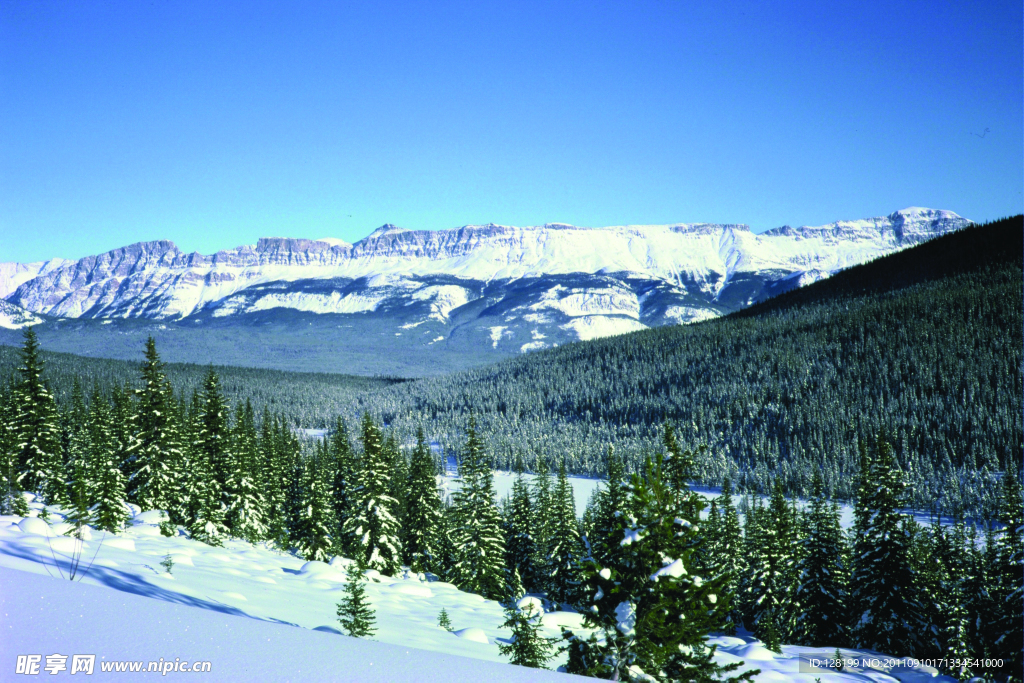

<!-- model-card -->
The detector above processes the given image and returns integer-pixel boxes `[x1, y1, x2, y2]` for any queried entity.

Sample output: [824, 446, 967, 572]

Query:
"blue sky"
[1, 0, 1020, 262]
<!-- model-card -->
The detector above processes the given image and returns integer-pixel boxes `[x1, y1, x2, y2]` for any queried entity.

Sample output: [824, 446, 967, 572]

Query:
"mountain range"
[0, 207, 972, 375]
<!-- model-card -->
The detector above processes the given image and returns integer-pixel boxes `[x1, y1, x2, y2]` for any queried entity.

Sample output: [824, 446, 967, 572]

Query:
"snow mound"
[734, 643, 778, 660]
[453, 627, 489, 644]
[388, 582, 434, 598]
[516, 596, 544, 613]
[18, 518, 52, 536]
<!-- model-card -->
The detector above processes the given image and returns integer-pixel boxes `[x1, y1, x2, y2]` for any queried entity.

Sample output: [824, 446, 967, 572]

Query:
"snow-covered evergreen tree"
[342, 414, 402, 576]
[294, 443, 337, 561]
[545, 458, 582, 607]
[336, 560, 376, 638]
[404, 426, 442, 572]
[498, 599, 557, 669]
[131, 338, 178, 512]
[259, 411, 289, 548]
[794, 472, 849, 646]
[505, 455, 538, 591]
[989, 472, 1023, 678]
[186, 377, 229, 546]
[12, 328, 62, 502]
[850, 437, 924, 655]
[226, 400, 266, 543]
[571, 425, 757, 683]
[711, 478, 744, 635]
[591, 445, 630, 567]
[328, 417, 357, 554]
[88, 390, 130, 533]
[450, 417, 506, 600]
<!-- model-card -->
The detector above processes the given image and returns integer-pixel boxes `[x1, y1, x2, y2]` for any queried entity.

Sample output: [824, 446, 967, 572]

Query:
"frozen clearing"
[0, 495, 957, 682]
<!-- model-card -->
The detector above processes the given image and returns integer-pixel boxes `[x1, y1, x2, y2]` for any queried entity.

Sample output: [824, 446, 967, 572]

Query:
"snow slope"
[0, 495, 959, 683]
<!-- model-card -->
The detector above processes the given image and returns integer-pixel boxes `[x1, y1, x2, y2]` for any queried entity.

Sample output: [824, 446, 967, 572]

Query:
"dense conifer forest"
[1, 217, 1019, 520]
[1, 326, 1019, 679]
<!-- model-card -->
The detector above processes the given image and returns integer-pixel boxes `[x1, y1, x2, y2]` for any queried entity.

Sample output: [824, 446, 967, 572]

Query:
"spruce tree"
[505, 455, 538, 591]
[12, 328, 62, 502]
[131, 338, 178, 512]
[337, 561, 376, 638]
[342, 414, 402, 575]
[545, 458, 582, 607]
[571, 426, 757, 683]
[498, 599, 557, 669]
[850, 436, 924, 655]
[226, 400, 267, 543]
[186, 378, 229, 546]
[530, 454, 555, 589]
[450, 417, 506, 600]
[88, 390, 130, 533]
[329, 417, 357, 554]
[712, 478, 744, 635]
[794, 472, 849, 646]
[989, 473, 1023, 678]
[404, 426, 442, 572]
[591, 445, 630, 566]
[295, 443, 337, 561]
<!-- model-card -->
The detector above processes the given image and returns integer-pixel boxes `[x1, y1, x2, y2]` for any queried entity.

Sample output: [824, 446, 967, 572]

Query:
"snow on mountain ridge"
[1, 209, 971, 329]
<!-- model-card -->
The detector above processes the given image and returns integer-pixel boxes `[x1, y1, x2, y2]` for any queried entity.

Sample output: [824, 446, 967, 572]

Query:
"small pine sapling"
[437, 607, 454, 632]
[160, 553, 174, 575]
[337, 561, 376, 638]
[498, 600, 557, 669]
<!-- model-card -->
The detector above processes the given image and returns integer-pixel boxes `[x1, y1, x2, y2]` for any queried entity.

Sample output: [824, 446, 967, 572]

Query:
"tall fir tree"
[850, 436, 924, 656]
[545, 458, 583, 607]
[88, 390, 130, 533]
[591, 445, 630, 567]
[569, 425, 757, 683]
[12, 328, 62, 502]
[794, 472, 849, 646]
[294, 442, 337, 561]
[259, 411, 288, 548]
[505, 455, 538, 591]
[225, 400, 266, 543]
[342, 414, 402, 575]
[450, 417, 506, 600]
[404, 426, 442, 572]
[186, 375, 229, 546]
[131, 338, 178, 512]
[329, 417, 357, 555]
[988, 472, 1023, 679]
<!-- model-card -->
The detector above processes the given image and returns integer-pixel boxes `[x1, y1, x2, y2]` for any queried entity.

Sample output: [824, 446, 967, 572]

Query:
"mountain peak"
[366, 224, 408, 239]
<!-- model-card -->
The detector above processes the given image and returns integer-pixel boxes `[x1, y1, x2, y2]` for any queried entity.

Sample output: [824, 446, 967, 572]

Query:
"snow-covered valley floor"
[0, 496, 957, 682]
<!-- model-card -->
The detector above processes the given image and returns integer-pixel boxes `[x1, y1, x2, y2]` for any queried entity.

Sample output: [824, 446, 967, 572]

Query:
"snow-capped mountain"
[0, 208, 970, 373]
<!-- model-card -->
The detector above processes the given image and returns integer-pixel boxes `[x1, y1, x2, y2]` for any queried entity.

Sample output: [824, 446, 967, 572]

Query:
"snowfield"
[0, 495, 959, 682]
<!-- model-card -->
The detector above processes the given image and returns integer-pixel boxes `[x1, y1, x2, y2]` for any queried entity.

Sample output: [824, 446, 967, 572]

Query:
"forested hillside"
[349, 216, 1022, 517]
[0, 347, 404, 427]
[0, 217, 1019, 518]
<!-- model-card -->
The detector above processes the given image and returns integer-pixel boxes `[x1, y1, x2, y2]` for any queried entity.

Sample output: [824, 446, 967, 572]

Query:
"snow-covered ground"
[0, 495, 958, 682]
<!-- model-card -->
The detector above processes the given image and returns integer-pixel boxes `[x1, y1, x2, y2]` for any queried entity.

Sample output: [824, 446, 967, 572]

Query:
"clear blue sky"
[1, 0, 1021, 263]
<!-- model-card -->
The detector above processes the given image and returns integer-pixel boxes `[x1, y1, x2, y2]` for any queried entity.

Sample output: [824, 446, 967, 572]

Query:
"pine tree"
[742, 480, 798, 646]
[498, 599, 557, 669]
[437, 607, 454, 631]
[530, 454, 555, 590]
[545, 458, 582, 607]
[385, 432, 408, 537]
[131, 338, 178, 512]
[712, 477, 744, 635]
[989, 473, 1023, 679]
[450, 417, 506, 600]
[186, 376, 229, 546]
[404, 426, 442, 572]
[195, 368, 233, 517]
[571, 426, 758, 683]
[226, 400, 267, 543]
[0, 388, 28, 515]
[88, 390, 131, 533]
[850, 436, 924, 655]
[342, 414, 402, 575]
[329, 417, 357, 554]
[505, 455, 538, 591]
[591, 445, 630, 567]
[336, 561, 376, 638]
[294, 443, 337, 561]
[12, 328, 62, 502]
[794, 472, 849, 646]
